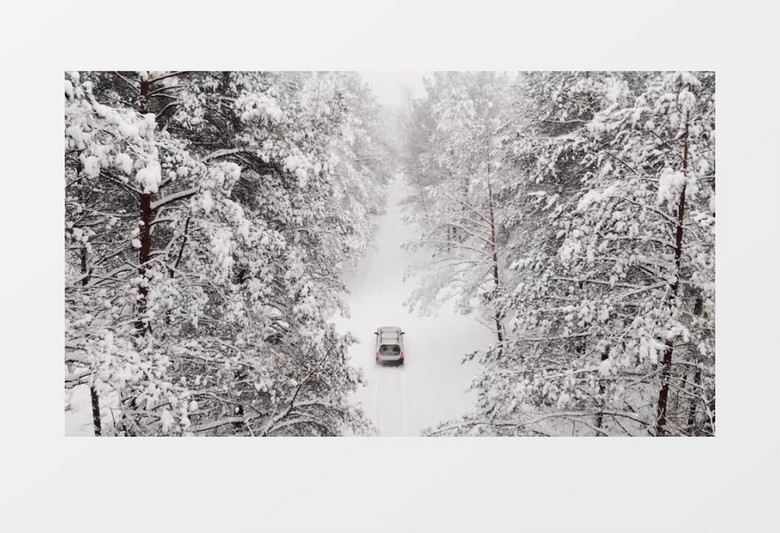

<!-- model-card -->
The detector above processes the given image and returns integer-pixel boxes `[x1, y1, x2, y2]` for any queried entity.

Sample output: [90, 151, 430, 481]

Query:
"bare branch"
[113, 72, 139, 93]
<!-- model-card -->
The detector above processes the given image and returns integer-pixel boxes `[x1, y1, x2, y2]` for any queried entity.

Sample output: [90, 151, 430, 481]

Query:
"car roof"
[377, 326, 401, 332]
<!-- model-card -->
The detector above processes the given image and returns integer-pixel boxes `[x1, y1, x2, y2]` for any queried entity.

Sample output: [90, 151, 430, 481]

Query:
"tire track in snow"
[401, 369, 410, 435]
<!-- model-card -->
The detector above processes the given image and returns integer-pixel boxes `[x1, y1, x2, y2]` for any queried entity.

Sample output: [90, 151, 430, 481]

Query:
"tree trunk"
[594, 347, 609, 435]
[487, 178, 503, 353]
[686, 368, 702, 432]
[485, 133, 504, 353]
[685, 295, 705, 433]
[135, 78, 154, 336]
[136, 191, 153, 335]
[656, 114, 690, 436]
[90, 384, 102, 436]
[80, 243, 102, 436]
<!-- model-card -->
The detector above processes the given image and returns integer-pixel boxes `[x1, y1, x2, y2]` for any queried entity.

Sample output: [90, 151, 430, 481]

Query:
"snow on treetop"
[135, 161, 162, 194]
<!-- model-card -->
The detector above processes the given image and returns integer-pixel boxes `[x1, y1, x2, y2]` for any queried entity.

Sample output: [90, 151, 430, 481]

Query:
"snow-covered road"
[334, 175, 492, 436]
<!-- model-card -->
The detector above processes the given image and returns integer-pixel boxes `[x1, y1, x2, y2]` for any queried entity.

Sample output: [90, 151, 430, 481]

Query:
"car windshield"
[379, 344, 400, 355]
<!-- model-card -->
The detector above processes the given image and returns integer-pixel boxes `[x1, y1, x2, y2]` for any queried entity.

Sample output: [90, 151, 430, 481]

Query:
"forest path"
[334, 174, 492, 436]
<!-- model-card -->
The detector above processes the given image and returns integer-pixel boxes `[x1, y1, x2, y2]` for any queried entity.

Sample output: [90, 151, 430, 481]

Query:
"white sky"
[359, 71, 430, 110]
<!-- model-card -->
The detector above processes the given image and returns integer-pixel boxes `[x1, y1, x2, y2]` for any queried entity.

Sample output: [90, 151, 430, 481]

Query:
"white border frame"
[1, 1, 778, 531]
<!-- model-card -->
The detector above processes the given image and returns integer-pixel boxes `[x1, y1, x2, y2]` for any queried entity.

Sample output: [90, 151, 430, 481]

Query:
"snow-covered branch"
[150, 187, 198, 211]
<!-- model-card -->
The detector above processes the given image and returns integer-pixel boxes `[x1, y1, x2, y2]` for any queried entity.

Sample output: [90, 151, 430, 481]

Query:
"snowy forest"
[65, 71, 715, 437]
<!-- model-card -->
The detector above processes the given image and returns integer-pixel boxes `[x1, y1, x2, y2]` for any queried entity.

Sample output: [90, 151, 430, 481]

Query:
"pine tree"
[65, 71, 393, 436]
[412, 72, 715, 436]
[404, 72, 512, 351]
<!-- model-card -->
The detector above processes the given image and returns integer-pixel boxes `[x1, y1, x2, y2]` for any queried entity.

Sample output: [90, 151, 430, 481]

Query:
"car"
[374, 326, 405, 365]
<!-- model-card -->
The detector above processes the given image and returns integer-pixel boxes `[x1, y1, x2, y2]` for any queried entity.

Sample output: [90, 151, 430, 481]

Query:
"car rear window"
[379, 344, 400, 355]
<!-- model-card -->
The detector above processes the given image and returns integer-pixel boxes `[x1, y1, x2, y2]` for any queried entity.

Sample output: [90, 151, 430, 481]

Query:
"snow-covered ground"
[334, 175, 492, 436]
[65, 384, 94, 436]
